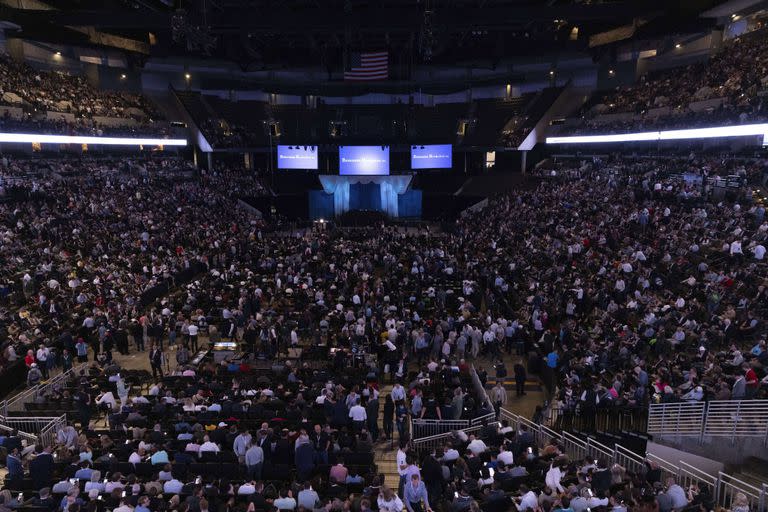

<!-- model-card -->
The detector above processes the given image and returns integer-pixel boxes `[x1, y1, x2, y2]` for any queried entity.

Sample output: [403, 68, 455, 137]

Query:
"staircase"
[373, 384, 401, 489]
[728, 457, 768, 494]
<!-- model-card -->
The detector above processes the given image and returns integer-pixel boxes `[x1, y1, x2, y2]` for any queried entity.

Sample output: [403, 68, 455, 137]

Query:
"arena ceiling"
[0, 0, 732, 70]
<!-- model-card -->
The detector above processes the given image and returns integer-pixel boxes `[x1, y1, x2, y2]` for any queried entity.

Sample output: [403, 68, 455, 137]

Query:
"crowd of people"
[461, 153, 768, 415]
[0, 156, 267, 378]
[568, 29, 768, 134]
[0, 54, 158, 121]
[0, 144, 763, 512]
[0, 54, 169, 137]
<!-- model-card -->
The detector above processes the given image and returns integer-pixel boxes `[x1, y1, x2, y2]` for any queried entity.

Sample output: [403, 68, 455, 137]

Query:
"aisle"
[373, 384, 402, 489]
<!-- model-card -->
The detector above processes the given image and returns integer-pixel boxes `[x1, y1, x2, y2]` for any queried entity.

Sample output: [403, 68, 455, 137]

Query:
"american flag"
[344, 51, 388, 81]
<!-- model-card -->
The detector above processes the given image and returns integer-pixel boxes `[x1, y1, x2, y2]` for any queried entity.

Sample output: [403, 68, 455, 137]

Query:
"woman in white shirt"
[545, 462, 565, 493]
[377, 487, 404, 512]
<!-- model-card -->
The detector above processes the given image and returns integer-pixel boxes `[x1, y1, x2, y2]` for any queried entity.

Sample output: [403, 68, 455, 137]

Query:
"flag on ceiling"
[344, 51, 388, 81]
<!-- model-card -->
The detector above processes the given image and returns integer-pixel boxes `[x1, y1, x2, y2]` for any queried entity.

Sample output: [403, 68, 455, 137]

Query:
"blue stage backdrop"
[317, 175, 416, 218]
[398, 189, 423, 218]
[349, 182, 382, 211]
[308, 190, 334, 220]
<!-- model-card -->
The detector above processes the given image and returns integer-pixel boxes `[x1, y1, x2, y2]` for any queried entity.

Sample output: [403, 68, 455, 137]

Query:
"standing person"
[61, 349, 73, 372]
[188, 322, 199, 352]
[36, 343, 50, 379]
[76, 338, 88, 362]
[131, 320, 144, 352]
[514, 362, 528, 397]
[27, 363, 42, 387]
[396, 441, 409, 498]
[366, 395, 380, 441]
[74, 385, 92, 429]
[395, 400, 409, 441]
[116, 374, 129, 409]
[382, 395, 395, 440]
[149, 345, 164, 379]
[245, 441, 264, 480]
[490, 381, 507, 419]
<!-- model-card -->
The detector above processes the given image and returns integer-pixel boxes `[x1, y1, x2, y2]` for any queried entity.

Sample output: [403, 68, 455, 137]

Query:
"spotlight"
[675, 43, 682, 49]
[55, 51, 61, 56]
[120, 74, 127, 79]
[549, 70, 555, 76]
[609, 69, 615, 76]
[185, 73, 191, 79]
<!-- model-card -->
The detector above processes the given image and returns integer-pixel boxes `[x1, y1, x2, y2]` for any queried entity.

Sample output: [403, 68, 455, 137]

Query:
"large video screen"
[411, 144, 453, 169]
[277, 145, 319, 170]
[339, 145, 390, 175]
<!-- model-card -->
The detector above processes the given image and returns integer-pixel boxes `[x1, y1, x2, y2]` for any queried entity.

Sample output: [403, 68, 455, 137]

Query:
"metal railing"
[550, 406, 649, 434]
[0, 362, 88, 415]
[648, 399, 768, 445]
[0, 415, 66, 446]
[409, 365, 496, 440]
[0, 420, 38, 445]
[38, 414, 67, 446]
[716, 472, 764, 511]
[419, 406, 768, 511]
[613, 443, 647, 475]
[647, 401, 706, 438]
[677, 460, 718, 492]
[411, 425, 484, 455]
[410, 419, 469, 439]
[0, 363, 86, 445]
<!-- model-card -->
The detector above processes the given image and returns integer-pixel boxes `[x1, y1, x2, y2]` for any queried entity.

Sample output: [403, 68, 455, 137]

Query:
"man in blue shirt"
[74, 461, 94, 481]
[404, 474, 431, 512]
[150, 447, 169, 465]
[546, 349, 559, 369]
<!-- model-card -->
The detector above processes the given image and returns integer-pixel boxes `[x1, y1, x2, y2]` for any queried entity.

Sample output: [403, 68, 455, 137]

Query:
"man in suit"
[30, 445, 55, 490]
[294, 439, 315, 482]
[149, 345, 164, 379]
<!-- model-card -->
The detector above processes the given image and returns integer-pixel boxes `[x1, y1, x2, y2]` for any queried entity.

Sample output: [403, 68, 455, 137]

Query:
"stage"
[309, 175, 422, 219]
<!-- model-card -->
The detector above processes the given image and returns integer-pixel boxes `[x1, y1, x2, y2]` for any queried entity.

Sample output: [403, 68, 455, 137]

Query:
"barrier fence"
[506, 408, 768, 511]
[407, 406, 767, 510]
[549, 406, 649, 433]
[648, 399, 768, 445]
[409, 364, 496, 440]
[0, 362, 89, 416]
[0, 363, 87, 445]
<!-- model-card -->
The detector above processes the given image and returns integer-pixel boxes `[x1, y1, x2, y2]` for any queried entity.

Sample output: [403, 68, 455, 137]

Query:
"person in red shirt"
[24, 349, 35, 368]
[744, 363, 759, 399]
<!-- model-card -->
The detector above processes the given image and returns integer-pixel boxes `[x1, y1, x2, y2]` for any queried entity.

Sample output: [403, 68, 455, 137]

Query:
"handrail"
[716, 472, 764, 511]
[0, 362, 89, 415]
[409, 365, 496, 440]
[440, 405, 768, 511]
